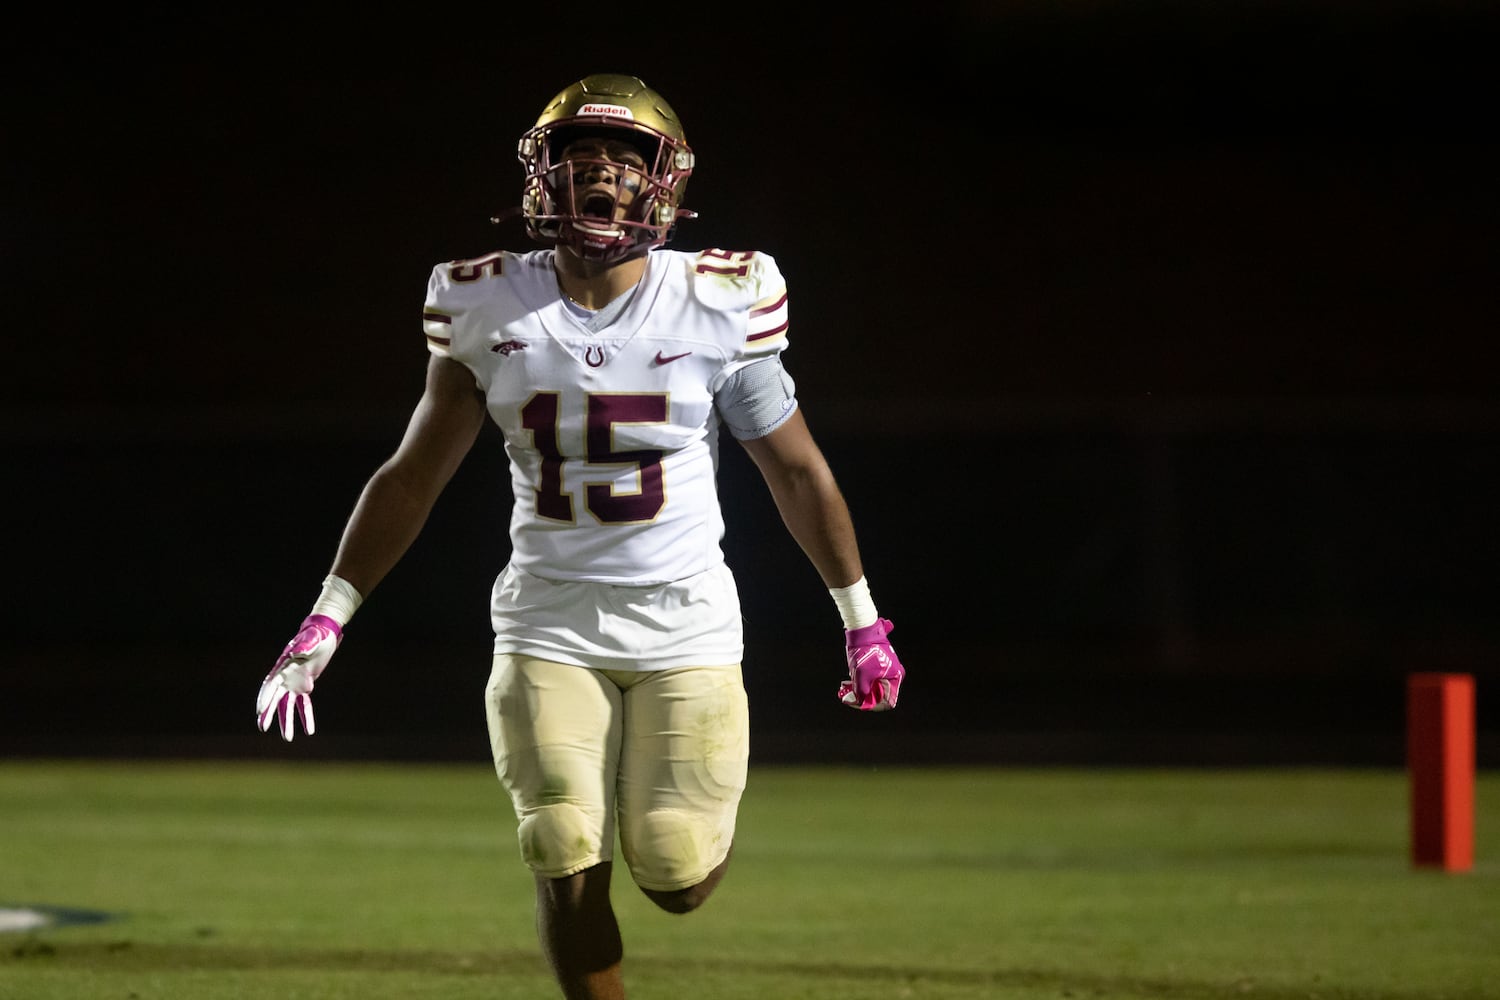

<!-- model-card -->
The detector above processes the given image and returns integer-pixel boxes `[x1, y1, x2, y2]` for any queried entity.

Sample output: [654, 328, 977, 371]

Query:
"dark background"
[5, 4, 1498, 766]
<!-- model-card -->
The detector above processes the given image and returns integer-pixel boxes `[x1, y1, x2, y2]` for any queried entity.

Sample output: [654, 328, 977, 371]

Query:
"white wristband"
[829, 575, 878, 630]
[310, 573, 364, 626]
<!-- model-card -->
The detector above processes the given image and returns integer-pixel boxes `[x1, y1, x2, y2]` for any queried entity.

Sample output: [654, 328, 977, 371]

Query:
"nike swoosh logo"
[654, 350, 693, 365]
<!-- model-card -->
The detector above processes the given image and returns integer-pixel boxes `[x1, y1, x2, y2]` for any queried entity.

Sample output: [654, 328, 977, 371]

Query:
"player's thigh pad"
[613, 664, 750, 891]
[485, 654, 622, 878]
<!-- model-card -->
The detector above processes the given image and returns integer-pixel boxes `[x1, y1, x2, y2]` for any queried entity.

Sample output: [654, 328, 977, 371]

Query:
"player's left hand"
[839, 618, 903, 711]
[256, 614, 342, 740]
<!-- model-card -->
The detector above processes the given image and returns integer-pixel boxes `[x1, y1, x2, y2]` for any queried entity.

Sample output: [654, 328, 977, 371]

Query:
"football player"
[257, 73, 905, 1000]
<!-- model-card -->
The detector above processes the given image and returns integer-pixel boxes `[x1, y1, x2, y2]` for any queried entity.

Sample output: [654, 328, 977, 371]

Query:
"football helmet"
[518, 73, 696, 263]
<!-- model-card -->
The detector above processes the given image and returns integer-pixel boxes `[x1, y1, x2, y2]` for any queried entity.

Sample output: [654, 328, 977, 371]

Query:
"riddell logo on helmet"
[579, 103, 634, 119]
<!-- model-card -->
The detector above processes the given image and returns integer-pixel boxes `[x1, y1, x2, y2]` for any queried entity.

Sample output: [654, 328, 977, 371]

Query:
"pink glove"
[839, 618, 903, 711]
[256, 614, 343, 741]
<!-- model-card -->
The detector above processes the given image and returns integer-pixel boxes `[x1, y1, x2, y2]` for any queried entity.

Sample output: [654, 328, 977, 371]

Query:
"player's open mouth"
[580, 194, 615, 221]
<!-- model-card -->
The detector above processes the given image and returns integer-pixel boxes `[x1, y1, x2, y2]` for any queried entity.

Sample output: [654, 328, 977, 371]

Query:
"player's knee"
[516, 802, 601, 878]
[643, 883, 708, 914]
[640, 847, 733, 914]
[622, 807, 727, 908]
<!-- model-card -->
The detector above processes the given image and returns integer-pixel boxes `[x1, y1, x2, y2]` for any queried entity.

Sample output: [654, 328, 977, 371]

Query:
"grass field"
[1, 761, 1496, 999]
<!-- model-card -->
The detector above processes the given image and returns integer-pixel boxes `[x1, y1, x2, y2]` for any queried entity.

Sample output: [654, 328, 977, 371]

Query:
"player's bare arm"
[329, 354, 488, 597]
[737, 409, 864, 590]
[739, 408, 903, 710]
[257, 336, 487, 741]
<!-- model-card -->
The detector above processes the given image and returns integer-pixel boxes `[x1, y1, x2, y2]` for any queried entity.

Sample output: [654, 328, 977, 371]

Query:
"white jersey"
[421, 247, 790, 668]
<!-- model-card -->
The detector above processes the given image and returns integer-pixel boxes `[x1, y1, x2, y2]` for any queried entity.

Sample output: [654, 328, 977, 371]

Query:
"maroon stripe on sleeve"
[749, 292, 788, 317]
[747, 320, 789, 342]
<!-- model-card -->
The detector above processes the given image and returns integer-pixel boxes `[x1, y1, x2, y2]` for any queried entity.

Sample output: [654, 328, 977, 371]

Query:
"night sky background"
[6, 4, 1498, 765]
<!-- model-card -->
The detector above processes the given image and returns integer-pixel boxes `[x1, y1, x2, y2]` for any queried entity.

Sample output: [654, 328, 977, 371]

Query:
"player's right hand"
[256, 614, 342, 741]
[839, 618, 904, 711]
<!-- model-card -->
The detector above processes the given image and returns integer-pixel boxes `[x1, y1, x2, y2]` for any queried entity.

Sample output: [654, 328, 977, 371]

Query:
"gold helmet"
[517, 73, 696, 262]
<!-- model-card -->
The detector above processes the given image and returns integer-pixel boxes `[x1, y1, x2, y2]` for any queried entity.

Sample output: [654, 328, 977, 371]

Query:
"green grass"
[2, 761, 1497, 999]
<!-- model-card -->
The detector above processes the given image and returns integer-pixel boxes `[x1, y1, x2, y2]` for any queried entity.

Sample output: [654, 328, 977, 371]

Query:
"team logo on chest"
[491, 339, 529, 356]
[555, 338, 628, 369]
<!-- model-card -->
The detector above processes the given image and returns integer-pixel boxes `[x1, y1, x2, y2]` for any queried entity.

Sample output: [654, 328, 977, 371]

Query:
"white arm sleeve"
[714, 356, 799, 441]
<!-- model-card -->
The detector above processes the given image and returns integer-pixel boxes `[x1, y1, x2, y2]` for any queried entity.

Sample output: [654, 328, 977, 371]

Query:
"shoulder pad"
[422, 251, 529, 357]
[687, 249, 785, 311]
